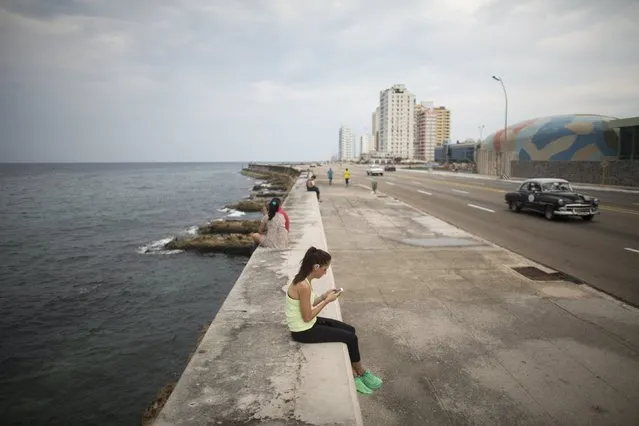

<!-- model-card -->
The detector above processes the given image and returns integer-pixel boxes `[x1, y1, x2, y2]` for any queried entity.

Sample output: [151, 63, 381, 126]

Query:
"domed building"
[474, 114, 634, 183]
[480, 114, 619, 161]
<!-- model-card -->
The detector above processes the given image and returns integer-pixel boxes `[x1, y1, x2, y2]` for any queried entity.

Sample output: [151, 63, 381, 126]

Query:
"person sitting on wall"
[306, 175, 321, 201]
[256, 197, 289, 235]
[250, 197, 289, 249]
[285, 246, 383, 395]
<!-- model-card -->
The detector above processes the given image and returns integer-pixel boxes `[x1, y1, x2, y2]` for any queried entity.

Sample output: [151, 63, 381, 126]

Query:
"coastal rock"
[198, 219, 261, 235]
[165, 234, 254, 255]
[251, 190, 286, 199]
[225, 199, 264, 212]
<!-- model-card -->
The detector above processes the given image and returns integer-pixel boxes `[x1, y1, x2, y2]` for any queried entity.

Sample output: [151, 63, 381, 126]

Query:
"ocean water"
[0, 163, 261, 425]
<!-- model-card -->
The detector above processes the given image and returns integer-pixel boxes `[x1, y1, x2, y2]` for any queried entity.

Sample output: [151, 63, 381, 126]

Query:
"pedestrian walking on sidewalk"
[344, 168, 351, 188]
[285, 246, 383, 395]
[327, 168, 334, 185]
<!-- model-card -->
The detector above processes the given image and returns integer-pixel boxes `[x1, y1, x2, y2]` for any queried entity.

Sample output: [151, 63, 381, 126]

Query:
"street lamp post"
[492, 75, 508, 178]
[478, 124, 485, 142]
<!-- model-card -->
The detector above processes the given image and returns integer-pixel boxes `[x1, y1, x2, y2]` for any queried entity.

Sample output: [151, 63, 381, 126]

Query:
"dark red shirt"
[278, 207, 290, 232]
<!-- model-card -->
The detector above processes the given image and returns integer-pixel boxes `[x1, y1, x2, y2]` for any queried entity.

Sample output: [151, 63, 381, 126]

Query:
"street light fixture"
[492, 75, 508, 177]
[478, 124, 485, 142]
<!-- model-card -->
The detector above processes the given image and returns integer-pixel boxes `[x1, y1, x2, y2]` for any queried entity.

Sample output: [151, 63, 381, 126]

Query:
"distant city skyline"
[340, 85, 450, 162]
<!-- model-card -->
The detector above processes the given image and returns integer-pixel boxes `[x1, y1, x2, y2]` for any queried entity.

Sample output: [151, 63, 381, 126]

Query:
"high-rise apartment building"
[414, 101, 438, 162]
[434, 106, 451, 146]
[338, 125, 356, 161]
[371, 108, 380, 152]
[359, 133, 371, 156]
[379, 84, 415, 159]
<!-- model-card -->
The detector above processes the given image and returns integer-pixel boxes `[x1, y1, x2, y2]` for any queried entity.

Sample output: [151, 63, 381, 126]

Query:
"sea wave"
[136, 237, 183, 255]
[217, 207, 245, 217]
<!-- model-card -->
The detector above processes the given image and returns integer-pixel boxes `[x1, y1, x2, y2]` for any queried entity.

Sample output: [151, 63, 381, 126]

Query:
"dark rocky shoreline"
[161, 167, 296, 256]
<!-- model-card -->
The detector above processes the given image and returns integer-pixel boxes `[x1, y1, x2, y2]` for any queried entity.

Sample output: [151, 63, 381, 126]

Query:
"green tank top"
[285, 279, 317, 332]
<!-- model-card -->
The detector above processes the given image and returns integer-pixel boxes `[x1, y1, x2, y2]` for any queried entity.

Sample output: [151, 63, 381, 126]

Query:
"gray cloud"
[1, 0, 638, 162]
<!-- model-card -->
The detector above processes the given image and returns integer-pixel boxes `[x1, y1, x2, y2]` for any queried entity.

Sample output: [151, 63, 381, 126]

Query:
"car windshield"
[541, 181, 572, 192]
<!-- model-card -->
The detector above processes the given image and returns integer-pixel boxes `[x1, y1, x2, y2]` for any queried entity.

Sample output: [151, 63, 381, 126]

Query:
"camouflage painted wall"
[511, 160, 639, 187]
[482, 115, 619, 161]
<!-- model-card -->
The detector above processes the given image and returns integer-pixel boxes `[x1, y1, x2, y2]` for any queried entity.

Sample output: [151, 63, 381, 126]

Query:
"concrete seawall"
[154, 174, 363, 425]
[247, 163, 302, 178]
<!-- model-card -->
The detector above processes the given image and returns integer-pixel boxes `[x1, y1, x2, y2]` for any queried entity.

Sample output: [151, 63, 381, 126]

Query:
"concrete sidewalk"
[320, 182, 639, 425]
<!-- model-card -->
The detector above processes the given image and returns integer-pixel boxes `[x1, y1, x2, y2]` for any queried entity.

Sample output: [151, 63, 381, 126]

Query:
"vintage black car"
[505, 178, 600, 221]
[384, 164, 396, 172]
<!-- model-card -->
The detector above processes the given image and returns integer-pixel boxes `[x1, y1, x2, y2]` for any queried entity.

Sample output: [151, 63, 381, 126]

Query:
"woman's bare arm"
[298, 283, 330, 322]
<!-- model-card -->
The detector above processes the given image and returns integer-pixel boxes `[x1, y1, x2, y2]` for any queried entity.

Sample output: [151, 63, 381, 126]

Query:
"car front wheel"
[544, 205, 555, 221]
[509, 201, 522, 213]
[582, 215, 594, 221]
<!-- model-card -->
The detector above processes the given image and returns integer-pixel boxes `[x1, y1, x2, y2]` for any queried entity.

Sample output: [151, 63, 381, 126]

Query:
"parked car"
[384, 165, 396, 172]
[366, 166, 384, 176]
[505, 178, 600, 221]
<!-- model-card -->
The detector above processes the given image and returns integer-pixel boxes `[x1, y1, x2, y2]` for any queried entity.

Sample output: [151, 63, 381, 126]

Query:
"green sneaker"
[361, 370, 383, 390]
[354, 376, 373, 395]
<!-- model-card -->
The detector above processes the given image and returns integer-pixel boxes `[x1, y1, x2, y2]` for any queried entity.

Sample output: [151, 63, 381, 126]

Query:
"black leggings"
[291, 317, 360, 363]
[307, 186, 320, 200]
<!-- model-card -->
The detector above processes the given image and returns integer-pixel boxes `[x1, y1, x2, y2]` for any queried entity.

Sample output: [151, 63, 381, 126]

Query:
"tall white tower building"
[415, 101, 438, 162]
[379, 84, 416, 159]
[359, 133, 371, 156]
[338, 125, 356, 161]
[371, 108, 380, 152]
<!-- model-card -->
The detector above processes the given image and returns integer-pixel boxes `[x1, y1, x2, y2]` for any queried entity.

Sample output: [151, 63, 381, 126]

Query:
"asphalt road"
[316, 165, 639, 307]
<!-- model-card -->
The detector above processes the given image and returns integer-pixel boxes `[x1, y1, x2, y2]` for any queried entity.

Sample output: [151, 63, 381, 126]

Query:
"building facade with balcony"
[414, 101, 438, 162]
[379, 84, 416, 160]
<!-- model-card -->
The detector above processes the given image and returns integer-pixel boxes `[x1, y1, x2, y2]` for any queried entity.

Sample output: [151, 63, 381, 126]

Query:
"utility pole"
[492, 76, 508, 178]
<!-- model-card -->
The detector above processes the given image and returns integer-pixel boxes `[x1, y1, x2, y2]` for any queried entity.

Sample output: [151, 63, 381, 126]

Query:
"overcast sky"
[1, 0, 638, 162]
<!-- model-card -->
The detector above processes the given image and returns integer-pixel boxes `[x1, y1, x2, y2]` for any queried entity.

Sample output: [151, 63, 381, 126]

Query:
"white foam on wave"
[137, 237, 183, 255]
[137, 223, 202, 255]
[217, 207, 246, 217]
[138, 203, 249, 255]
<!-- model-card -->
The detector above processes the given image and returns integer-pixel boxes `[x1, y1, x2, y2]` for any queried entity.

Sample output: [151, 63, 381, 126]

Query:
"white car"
[366, 166, 384, 176]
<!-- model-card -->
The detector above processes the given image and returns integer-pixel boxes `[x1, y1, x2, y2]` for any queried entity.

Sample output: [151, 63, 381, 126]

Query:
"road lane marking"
[600, 206, 639, 216]
[624, 248, 639, 254]
[421, 177, 507, 194]
[418, 190, 432, 195]
[386, 182, 396, 186]
[452, 189, 469, 194]
[467, 204, 495, 213]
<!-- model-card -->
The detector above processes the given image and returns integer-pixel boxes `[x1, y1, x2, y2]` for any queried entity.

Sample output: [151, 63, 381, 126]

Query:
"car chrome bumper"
[554, 208, 600, 216]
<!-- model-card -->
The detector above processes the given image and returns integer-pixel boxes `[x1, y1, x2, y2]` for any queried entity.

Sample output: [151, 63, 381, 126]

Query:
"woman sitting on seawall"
[250, 197, 289, 249]
[306, 175, 321, 201]
[285, 246, 383, 395]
